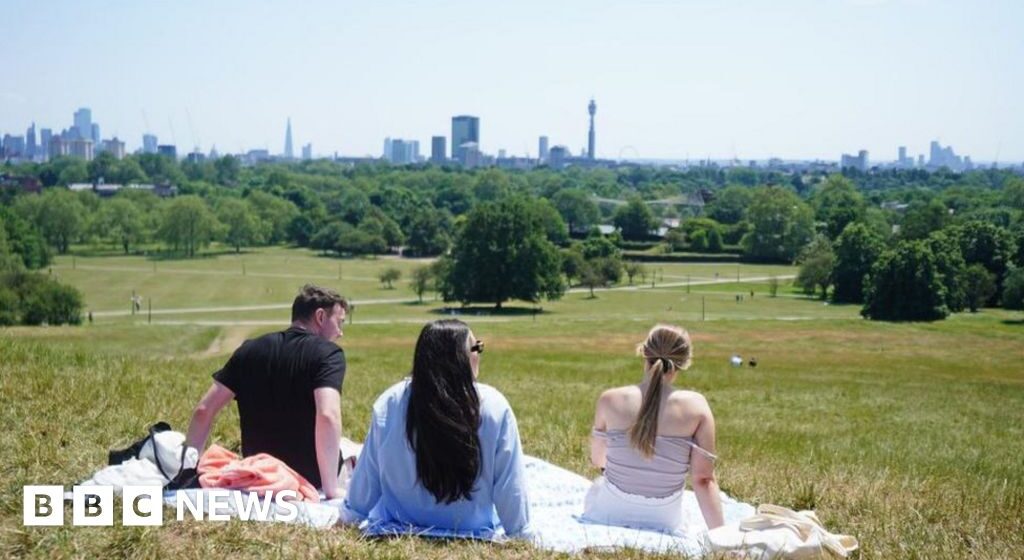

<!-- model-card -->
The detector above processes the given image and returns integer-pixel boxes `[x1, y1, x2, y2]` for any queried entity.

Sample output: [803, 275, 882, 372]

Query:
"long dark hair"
[405, 319, 482, 504]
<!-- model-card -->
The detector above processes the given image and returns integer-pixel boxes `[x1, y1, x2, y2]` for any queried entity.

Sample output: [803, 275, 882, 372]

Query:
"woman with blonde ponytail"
[583, 324, 724, 534]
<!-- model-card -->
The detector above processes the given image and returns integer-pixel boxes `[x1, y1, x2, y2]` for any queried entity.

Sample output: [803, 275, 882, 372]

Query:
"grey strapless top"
[593, 428, 717, 498]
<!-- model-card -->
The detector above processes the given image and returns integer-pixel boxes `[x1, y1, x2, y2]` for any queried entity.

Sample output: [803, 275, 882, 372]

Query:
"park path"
[94, 274, 794, 318]
[566, 274, 795, 294]
[56, 263, 379, 283]
[93, 296, 417, 317]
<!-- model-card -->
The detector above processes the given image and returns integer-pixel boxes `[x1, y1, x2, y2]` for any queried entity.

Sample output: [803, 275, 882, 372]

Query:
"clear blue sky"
[3, 0, 1022, 162]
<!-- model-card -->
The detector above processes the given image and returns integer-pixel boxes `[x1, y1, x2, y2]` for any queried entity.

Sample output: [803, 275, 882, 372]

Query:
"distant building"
[498, 149, 507, 159]
[284, 118, 294, 159]
[69, 138, 94, 161]
[897, 146, 911, 168]
[245, 149, 271, 163]
[587, 98, 596, 159]
[458, 141, 482, 168]
[538, 136, 549, 163]
[451, 115, 479, 160]
[430, 136, 446, 164]
[302, 143, 312, 160]
[143, 134, 158, 154]
[186, 151, 206, 163]
[928, 140, 965, 171]
[157, 144, 177, 160]
[548, 145, 571, 169]
[26, 123, 36, 158]
[91, 123, 100, 145]
[40, 129, 52, 161]
[2, 135, 25, 158]
[73, 108, 92, 140]
[0, 173, 42, 194]
[69, 181, 177, 198]
[104, 137, 126, 160]
[49, 135, 69, 159]
[385, 138, 420, 165]
[840, 150, 868, 171]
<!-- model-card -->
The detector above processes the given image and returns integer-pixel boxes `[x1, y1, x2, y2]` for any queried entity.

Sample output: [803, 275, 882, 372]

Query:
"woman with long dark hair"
[342, 319, 531, 538]
[584, 324, 724, 534]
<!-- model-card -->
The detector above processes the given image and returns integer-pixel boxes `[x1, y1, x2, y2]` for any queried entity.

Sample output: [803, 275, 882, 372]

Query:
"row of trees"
[0, 210, 83, 326]
[793, 175, 1024, 319]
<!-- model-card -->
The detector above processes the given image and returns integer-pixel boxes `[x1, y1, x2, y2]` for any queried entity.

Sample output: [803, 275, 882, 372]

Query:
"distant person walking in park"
[586, 324, 724, 534]
[183, 284, 350, 498]
[342, 319, 532, 538]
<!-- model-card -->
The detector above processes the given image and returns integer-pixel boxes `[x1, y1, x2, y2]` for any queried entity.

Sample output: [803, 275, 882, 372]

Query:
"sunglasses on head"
[470, 340, 485, 354]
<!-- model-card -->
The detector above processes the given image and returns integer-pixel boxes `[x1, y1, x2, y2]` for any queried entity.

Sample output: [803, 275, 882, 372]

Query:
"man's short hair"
[291, 284, 349, 322]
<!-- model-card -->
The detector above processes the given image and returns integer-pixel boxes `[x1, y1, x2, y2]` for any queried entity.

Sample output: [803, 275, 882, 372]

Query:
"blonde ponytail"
[628, 325, 693, 458]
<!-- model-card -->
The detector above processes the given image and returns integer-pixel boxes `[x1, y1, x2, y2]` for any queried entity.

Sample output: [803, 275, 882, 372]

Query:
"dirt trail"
[199, 326, 253, 357]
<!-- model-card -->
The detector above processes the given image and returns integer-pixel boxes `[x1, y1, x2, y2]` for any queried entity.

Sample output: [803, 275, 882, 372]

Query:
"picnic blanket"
[354, 455, 757, 555]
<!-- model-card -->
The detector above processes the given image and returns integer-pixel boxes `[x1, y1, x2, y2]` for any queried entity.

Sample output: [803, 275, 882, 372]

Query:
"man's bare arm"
[184, 381, 235, 451]
[314, 387, 343, 499]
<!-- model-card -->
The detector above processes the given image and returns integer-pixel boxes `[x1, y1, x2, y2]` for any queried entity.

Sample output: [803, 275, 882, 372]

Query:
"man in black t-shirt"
[184, 284, 349, 498]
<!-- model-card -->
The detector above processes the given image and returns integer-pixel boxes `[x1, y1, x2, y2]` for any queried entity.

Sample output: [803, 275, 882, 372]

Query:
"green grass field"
[2, 246, 1023, 559]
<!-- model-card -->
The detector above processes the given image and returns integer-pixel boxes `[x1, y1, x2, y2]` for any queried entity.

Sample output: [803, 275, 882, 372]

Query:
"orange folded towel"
[198, 444, 320, 503]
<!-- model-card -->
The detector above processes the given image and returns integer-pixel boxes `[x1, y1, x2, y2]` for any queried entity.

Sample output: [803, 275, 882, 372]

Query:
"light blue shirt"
[343, 379, 532, 538]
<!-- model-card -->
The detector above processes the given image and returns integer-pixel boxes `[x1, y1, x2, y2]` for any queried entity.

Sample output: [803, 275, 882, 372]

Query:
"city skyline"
[2, 0, 1023, 162]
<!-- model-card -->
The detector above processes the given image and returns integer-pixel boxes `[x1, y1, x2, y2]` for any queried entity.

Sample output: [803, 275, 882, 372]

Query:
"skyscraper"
[91, 123, 100, 145]
[587, 99, 596, 160]
[898, 146, 907, 167]
[143, 134, 158, 154]
[538, 136, 549, 162]
[284, 118, 294, 159]
[431, 136, 446, 164]
[451, 115, 479, 160]
[302, 143, 312, 160]
[40, 128, 52, 161]
[73, 108, 91, 140]
[26, 123, 36, 158]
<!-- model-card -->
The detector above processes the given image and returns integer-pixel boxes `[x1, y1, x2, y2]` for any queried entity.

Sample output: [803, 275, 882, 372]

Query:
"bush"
[1, 271, 84, 326]
[1002, 268, 1024, 310]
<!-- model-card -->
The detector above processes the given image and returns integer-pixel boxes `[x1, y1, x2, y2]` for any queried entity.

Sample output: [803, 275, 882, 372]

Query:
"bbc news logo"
[23, 485, 300, 526]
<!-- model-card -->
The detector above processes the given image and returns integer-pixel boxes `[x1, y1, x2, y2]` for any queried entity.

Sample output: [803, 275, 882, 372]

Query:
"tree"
[0, 207, 50, 269]
[768, 276, 780, 298]
[97, 198, 146, 254]
[579, 257, 621, 298]
[962, 264, 996, 313]
[925, 231, 968, 313]
[832, 223, 884, 304]
[217, 198, 266, 253]
[811, 175, 866, 239]
[706, 185, 752, 225]
[552, 188, 600, 234]
[862, 241, 949, 322]
[624, 261, 645, 285]
[378, 267, 401, 289]
[214, 155, 240, 185]
[795, 236, 835, 299]
[37, 189, 86, 254]
[900, 199, 949, 240]
[740, 187, 815, 262]
[1002, 268, 1024, 310]
[442, 198, 565, 308]
[949, 221, 1015, 305]
[690, 229, 709, 252]
[247, 191, 299, 244]
[531, 198, 570, 245]
[664, 228, 686, 251]
[159, 195, 221, 257]
[707, 228, 724, 253]
[613, 197, 657, 240]
[561, 247, 586, 286]
[405, 207, 452, 257]
[410, 266, 433, 303]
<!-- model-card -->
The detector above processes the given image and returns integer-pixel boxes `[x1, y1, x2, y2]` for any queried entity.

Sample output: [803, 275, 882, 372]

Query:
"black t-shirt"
[212, 326, 346, 488]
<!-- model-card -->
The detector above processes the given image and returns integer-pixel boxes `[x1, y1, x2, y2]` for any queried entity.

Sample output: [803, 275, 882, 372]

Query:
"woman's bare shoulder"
[668, 389, 712, 413]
